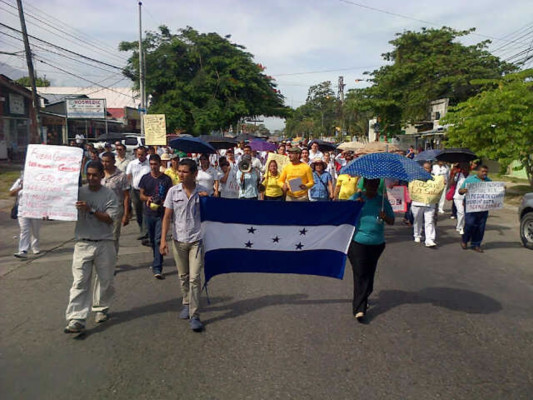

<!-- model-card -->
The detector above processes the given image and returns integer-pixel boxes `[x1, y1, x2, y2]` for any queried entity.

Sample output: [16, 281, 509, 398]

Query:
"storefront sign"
[9, 93, 25, 114]
[66, 98, 105, 118]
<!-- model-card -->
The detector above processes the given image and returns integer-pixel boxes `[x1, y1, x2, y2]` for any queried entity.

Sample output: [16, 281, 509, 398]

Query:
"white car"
[519, 192, 533, 249]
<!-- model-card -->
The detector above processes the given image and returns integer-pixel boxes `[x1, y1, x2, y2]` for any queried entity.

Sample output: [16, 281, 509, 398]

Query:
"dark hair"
[220, 161, 230, 168]
[101, 151, 115, 160]
[199, 153, 209, 161]
[478, 164, 489, 170]
[150, 154, 161, 163]
[116, 144, 126, 150]
[86, 161, 104, 175]
[243, 145, 252, 151]
[179, 158, 198, 173]
[136, 146, 146, 153]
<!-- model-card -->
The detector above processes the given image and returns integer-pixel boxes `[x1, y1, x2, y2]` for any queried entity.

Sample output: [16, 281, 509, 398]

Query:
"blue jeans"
[145, 214, 163, 273]
[462, 211, 489, 247]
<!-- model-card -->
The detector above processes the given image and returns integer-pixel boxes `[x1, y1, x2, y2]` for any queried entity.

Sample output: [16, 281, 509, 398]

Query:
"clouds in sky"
[1, 0, 531, 129]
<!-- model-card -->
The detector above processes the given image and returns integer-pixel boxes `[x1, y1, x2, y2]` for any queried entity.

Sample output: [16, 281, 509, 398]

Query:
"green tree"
[343, 88, 373, 139]
[363, 27, 516, 136]
[443, 69, 533, 185]
[285, 81, 338, 138]
[16, 75, 50, 87]
[119, 26, 288, 135]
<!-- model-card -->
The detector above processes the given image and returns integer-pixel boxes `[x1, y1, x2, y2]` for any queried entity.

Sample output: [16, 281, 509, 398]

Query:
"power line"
[337, 0, 531, 46]
[0, 0, 127, 64]
[273, 65, 380, 77]
[34, 56, 136, 99]
[0, 22, 124, 70]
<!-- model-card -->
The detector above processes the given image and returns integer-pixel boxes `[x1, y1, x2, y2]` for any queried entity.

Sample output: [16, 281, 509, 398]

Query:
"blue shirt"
[310, 171, 332, 200]
[236, 169, 259, 198]
[349, 192, 394, 245]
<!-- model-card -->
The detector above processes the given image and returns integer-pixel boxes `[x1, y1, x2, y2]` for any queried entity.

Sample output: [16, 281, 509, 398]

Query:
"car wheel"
[520, 212, 533, 249]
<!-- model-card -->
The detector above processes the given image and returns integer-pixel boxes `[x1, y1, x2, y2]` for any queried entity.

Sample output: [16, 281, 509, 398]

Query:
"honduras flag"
[200, 198, 363, 283]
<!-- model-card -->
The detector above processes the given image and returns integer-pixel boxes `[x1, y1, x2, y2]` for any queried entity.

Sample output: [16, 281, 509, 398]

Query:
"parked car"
[519, 192, 533, 249]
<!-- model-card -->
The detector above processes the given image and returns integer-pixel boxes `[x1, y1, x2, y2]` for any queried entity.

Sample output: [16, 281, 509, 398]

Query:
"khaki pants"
[171, 240, 204, 318]
[65, 240, 116, 321]
[112, 210, 124, 255]
[286, 193, 309, 202]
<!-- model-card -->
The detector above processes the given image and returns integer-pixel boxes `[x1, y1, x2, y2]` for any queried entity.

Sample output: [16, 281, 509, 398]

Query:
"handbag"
[10, 198, 18, 219]
[445, 184, 456, 201]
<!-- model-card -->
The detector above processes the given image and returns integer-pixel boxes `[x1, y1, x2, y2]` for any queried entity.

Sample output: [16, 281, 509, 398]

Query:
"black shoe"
[137, 234, 148, 240]
[141, 239, 152, 247]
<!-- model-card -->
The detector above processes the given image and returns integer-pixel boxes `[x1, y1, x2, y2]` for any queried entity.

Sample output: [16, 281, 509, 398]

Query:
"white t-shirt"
[125, 158, 150, 190]
[219, 167, 239, 198]
[196, 166, 220, 196]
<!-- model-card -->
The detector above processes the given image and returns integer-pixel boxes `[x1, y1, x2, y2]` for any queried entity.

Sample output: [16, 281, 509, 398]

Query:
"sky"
[1, 0, 531, 130]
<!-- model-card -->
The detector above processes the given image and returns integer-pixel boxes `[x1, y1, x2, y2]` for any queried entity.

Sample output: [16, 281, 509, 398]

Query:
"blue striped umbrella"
[340, 152, 432, 181]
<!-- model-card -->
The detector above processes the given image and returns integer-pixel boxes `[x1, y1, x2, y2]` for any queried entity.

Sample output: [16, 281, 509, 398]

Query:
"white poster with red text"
[20, 144, 83, 221]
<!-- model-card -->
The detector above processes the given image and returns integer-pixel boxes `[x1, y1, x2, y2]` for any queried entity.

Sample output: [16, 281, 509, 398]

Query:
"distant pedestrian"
[64, 161, 119, 333]
[126, 147, 150, 240]
[10, 172, 41, 258]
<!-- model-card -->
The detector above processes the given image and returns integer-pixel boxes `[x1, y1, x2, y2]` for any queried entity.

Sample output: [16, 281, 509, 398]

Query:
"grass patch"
[0, 168, 21, 200]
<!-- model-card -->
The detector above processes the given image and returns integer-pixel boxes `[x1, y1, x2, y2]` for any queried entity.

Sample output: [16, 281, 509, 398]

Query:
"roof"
[0, 74, 38, 98]
[35, 86, 139, 108]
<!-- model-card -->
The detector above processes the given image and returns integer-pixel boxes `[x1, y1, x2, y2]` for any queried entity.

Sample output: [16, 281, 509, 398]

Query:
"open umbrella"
[168, 136, 216, 154]
[337, 141, 365, 152]
[234, 133, 259, 142]
[414, 149, 443, 162]
[249, 139, 277, 152]
[199, 135, 237, 150]
[357, 141, 400, 155]
[436, 148, 477, 163]
[340, 152, 432, 182]
[309, 139, 337, 152]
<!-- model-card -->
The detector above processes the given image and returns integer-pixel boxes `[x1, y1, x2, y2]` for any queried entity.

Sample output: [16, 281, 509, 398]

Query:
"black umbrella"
[168, 137, 216, 154]
[436, 148, 478, 163]
[95, 132, 128, 141]
[199, 135, 238, 150]
[309, 139, 337, 152]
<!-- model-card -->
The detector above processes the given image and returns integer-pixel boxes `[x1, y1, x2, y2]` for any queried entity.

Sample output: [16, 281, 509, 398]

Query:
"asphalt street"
[0, 203, 532, 400]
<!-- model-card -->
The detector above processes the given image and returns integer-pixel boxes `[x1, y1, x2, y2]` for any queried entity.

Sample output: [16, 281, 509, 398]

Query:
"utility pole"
[16, 0, 41, 144]
[138, 1, 146, 136]
[337, 76, 346, 138]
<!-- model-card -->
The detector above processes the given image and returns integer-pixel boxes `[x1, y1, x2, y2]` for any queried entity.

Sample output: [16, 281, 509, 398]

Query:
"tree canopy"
[16, 75, 50, 87]
[361, 27, 516, 135]
[443, 69, 533, 185]
[284, 81, 338, 138]
[120, 26, 288, 135]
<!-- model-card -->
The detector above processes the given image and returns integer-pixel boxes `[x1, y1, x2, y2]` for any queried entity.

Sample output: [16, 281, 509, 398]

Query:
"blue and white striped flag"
[200, 198, 363, 283]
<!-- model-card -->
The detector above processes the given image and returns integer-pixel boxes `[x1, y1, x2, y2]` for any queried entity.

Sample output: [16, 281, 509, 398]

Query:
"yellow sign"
[144, 114, 166, 145]
[408, 175, 445, 204]
[265, 153, 289, 172]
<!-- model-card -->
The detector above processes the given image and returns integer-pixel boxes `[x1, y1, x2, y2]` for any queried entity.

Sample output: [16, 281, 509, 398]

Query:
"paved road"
[1, 205, 532, 400]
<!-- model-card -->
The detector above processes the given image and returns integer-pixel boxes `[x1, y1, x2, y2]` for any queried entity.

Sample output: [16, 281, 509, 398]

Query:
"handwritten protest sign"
[20, 144, 83, 221]
[265, 153, 289, 172]
[408, 175, 445, 204]
[144, 114, 166, 145]
[387, 186, 408, 212]
[465, 181, 505, 212]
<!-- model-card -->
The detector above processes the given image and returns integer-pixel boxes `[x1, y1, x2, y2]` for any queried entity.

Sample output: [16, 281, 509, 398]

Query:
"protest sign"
[387, 186, 408, 213]
[465, 181, 505, 212]
[144, 114, 166, 145]
[408, 175, 445, 204]
[265, 153, 289, 172]
[20, 144, 83, 221]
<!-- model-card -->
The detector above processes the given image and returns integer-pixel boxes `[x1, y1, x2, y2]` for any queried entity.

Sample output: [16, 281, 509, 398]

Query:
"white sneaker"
[425, 241, 437, 248]
[13, 251, 28, 259]
[414, 237, 421, 243]
[438, 210, 445, 214]
[459, 229, 464, 235]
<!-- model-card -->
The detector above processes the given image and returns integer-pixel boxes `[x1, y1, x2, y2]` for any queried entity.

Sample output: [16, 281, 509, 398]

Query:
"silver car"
[519, 192, 533, 249]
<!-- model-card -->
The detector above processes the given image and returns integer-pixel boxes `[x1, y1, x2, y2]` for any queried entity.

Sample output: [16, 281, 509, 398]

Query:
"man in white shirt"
[126, 147, 150, 239]
[432, 160, 450, 214]
[308, 141, 324, 160]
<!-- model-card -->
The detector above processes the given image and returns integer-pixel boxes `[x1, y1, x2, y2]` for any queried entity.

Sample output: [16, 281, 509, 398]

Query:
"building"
[0, 74, 40, 161]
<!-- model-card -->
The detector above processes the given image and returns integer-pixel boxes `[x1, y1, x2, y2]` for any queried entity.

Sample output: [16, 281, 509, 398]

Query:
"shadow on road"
[367, 287, 502, 322]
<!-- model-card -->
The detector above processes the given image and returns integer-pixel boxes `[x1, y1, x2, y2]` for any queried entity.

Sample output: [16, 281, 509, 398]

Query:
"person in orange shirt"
[278, 147, 314, 201]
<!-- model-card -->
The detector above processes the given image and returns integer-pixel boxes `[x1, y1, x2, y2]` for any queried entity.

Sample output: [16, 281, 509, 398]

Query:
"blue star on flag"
[295, 242, 304, 250]
[272, 236, 280, 243]
[247, 227, 256, 234]
[299, 228, 307, 235]
[245, 240, 253, 248]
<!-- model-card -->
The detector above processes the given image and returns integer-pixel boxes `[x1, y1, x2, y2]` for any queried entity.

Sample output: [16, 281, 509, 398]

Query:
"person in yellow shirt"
[262, 160, 284, 201]
[164, 154, 181, 186]
[278, 147, 314, 201]
[335, 174, 360, 200]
